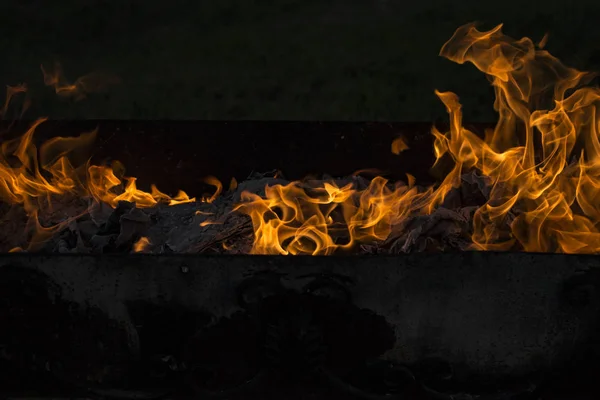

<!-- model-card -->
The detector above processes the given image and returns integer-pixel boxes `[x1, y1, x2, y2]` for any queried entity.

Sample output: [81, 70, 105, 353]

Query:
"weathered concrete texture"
[1, 252, 599, 381]
[1, 1, 600, 120]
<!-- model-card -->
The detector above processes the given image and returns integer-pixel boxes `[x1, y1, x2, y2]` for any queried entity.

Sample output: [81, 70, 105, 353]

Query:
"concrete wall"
[2, 0, 600, 121]
[2, 252, 599, 381]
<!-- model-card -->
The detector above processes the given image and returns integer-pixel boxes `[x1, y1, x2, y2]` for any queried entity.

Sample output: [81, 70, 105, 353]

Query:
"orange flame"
[229, 177, 238, 191]
[0, 118, 196, 212]
[202, 176, 222, 203]
[1, 84, 28, 118]
[391, 136, 409, 155]
[430, 23, 600, 253]
[234, 178, 431, 255]
[133, 236, 151, 253]
[236, 23, 600, 255]
[0, 81, 196, 249]
[6, 23, 600, 255]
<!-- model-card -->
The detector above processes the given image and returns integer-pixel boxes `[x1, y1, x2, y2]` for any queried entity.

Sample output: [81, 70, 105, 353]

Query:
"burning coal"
[2, 23, 600, 255]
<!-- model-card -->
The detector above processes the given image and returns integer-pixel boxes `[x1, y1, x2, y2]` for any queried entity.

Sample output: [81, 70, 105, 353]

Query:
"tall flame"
[5, 23, 600, 255]
[236, 23, 600, 255]
[431, 23, 600, 253]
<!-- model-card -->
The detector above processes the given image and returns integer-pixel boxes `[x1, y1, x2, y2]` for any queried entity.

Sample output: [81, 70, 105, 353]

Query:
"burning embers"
[3, 23, 600, 255]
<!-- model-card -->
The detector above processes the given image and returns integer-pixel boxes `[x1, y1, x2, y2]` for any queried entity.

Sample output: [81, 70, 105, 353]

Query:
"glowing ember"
[133, 236, 151, 253]
[2, 23, 600, 255]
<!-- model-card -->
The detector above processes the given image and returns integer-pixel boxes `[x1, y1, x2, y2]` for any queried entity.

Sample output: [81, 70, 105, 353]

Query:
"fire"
[4, 23, 600, 255]
[235, 23, 600, 255]
[0, 118, 195, 211]
[233, 177, 431, 255]
[391, 136, 409, 155]
[0, 76, 195, 249]
[87, 161, 196, 208]
[1, 84, 28, 118]
[133, 236, 151, 253]
[430, 23, 600, 253]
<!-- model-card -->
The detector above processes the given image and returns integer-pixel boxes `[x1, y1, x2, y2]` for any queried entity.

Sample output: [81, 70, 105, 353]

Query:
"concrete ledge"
[1, 252, 599, 388]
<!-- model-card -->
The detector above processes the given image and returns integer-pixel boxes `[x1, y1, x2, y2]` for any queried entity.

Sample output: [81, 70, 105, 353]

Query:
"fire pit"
[2, 23, 600, 398]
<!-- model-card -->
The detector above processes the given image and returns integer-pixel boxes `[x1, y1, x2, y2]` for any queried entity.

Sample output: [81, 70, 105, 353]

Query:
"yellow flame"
[199, 220, 222, 227]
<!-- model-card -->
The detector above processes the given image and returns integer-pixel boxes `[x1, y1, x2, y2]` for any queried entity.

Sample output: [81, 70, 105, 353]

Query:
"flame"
[0, 118, 196, 211]
[229, 177, 238, 191]
[0, 81, 195, 249]
[429, 23, 600, 253]
[195, 210, 214, 216]
[199, 220, 222, 227]
[202, 176, 222, 203]
[391, 136, 409, 155]
[133, 236, 151, 253]
[236, 23, 600, 255]
[234, 178, 431, 255]
[1, 84, 28, 118]
[6, 23, 600, 255]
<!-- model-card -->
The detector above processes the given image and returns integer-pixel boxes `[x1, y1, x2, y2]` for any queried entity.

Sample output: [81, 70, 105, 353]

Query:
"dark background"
[6, 120, 447, 194]
[1, 3, 600, 398]
[2, 0, 600, 121]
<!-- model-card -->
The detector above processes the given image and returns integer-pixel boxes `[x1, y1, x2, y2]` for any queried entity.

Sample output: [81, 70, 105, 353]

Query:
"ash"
[0, 171, 507, 255]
